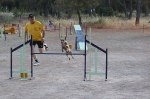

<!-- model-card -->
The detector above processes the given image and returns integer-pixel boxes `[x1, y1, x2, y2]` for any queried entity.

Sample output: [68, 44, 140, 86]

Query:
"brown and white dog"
[61, 39, 74, 60]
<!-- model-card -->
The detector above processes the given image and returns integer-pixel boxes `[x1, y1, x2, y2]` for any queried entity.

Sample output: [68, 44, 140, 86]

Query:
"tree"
[53, 0, 99, 25]
[135, 0, 141, 24]
[128, 0, 133, 19]
[116, 0, 129, 18]
[0, 0, 15, 11]
[141, 0, 149, 17]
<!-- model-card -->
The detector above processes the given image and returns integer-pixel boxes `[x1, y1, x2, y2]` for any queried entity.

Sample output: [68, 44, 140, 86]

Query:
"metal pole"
[70, 22, 72, 35]
[65, 37, 66, 40]
[31, 36, 33, 78]
[105, 49, 108, 81]
[10, 48, 12, 78]
[84, 35, 87, 81]
[75, 37, 77, 50]
[4, 24, 6, 41]
[66, 27, 67, 38]
[4, 26, 6, 41]
[59, 23, 60, 38]
[70, 26, 71, 35]
[143, 24, 144, 33]
[18, 24, 20, 37]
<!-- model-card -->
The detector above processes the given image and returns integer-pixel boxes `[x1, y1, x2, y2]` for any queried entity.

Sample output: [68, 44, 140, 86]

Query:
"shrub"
[12, 8, 25, 18]
[97, 6, 114, 16]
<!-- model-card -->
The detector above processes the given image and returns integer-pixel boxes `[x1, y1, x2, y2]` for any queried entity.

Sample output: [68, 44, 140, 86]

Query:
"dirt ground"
[0, 28, 150, 99]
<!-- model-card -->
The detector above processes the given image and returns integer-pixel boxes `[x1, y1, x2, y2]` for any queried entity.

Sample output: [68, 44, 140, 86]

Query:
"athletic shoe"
[33, 62, 40, 66]
[44, 43, 48, 51]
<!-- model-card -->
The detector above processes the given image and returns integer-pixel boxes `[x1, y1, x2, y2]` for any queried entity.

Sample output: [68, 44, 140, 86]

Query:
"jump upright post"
[65, 22, 73, 35]
[10, 38, 33, 79]
[0, 27, 4, 40]
[74, 25, 108, 81]
[59, 25, 67, 40]
[3, 24, 6, 41]
[54, 23, 60, 31]
[85, 38, 108, 81]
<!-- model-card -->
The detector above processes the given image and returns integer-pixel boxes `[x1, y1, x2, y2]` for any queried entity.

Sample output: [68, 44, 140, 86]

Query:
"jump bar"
[32, 53, 85, 55]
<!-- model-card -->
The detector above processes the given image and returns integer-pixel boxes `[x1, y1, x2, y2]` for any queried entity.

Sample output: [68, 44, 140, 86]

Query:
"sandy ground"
[0, 28, 150, 99]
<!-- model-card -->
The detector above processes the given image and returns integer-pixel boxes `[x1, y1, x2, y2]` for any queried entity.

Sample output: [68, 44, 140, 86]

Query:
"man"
[25, 14, 48, 66]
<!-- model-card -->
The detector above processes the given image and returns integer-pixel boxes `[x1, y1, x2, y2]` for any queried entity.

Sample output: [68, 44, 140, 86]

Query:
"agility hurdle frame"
[10, 35, 108, 81]
[0, 27, 5, 40]
[85, 36, 108, 81]
[10, 39, 33, 79]
[1, 25, 7, 41]
[59, 25, 67, 40]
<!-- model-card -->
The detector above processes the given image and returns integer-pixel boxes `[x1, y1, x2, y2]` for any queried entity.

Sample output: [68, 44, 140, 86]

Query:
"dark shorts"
[30, 41, 43, 48]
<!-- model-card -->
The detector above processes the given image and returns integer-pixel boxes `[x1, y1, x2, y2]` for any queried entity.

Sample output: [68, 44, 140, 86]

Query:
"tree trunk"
[128, 0, 133, 19]
[57, 11, 61, 19]
[135, 0, 141, 25]
[67, 9, 72, 19]
[39, 11, 42, 16]
[102, 0, 106, 6]
[88, 7, 92, 17]
[77, 7, 82, 25]
[117, 0, 128, 18]
[123, 0, 128, 18]
[43, 3, 48, 17]
[143, 5, 148, 16]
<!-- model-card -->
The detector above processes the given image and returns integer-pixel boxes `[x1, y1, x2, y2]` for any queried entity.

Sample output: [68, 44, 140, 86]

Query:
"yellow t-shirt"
[25, 20, 44, 41]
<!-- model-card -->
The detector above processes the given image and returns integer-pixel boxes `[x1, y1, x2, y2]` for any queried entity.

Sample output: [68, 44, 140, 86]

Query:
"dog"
[61, 39, 74, 60]
[61, 39, 67, 52]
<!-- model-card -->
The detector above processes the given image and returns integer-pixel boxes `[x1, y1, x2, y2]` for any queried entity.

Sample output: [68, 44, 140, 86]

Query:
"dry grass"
[0, 12, 150, 29]
[86, 17, 150, 29]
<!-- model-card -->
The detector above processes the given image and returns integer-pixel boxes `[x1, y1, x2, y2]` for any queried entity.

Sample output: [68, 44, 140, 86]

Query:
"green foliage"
[0, 12, 13, 24]
[0, 6, 3, 12]
[12, 7, 25, 18]
[97, 6, 114, 16]
[86, 17, 105, 24]
[98, 17, 105, 24]
[92, 11, 97, 17]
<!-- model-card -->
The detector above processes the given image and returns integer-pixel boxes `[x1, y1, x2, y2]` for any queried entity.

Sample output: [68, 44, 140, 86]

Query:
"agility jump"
[10, 26, 108, 81]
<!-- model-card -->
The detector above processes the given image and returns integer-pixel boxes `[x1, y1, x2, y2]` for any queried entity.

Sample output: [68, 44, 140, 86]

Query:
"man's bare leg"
[32, 45, 37, 60]
[32, 46, 40, 66]
[39, 48, 44, 53]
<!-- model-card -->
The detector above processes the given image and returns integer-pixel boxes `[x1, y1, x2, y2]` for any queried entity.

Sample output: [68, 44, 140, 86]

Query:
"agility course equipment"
[74, 25, 88, 51]
[18, 26, 25, 37]
[10, 33, 108, 81]
[0, 27, 6, 41]
[59, 25, 67, 39]
[66, 22, 75, 35]
[86, 28, 107, 80]
[85, 35, 108, 81]
[54, 23, 60, 31]
[3, 24, 16, 34]
[0, 28, 4, 40]
[0, 24, 24, 41]
[10, 38, 33, 80]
